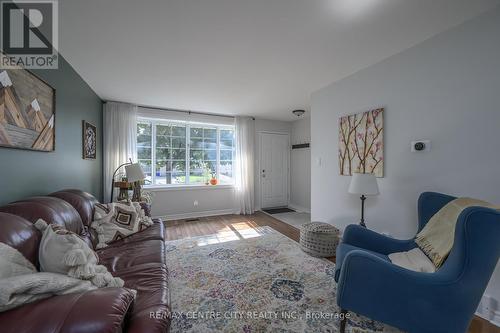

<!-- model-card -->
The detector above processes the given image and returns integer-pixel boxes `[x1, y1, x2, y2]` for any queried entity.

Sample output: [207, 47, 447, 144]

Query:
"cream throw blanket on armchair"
[415, 197, 499, 268]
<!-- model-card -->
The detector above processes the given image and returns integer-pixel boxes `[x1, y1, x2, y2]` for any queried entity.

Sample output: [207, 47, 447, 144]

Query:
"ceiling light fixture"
[292, 109, 305, 117]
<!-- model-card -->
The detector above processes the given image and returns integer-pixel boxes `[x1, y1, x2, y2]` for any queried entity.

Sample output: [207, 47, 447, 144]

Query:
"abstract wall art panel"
[0, 62, 55, 152]
[339, 108, 384, 177]
[82, 120, 97, 159]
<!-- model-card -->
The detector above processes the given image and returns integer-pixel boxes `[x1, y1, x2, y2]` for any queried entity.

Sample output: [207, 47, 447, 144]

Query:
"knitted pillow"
[91, 202, 154, 249]
[35, 219, 124, 288]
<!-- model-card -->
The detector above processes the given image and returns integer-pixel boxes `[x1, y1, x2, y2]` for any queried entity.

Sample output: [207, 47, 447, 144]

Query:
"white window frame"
[138, 117, 235, 188]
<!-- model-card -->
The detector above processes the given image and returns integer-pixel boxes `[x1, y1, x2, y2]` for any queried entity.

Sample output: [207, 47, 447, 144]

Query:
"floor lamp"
[110, 159, 145, 202]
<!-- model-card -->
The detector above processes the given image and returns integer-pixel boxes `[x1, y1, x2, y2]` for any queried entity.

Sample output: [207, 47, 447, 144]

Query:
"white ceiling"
[59, 0, 500, 121]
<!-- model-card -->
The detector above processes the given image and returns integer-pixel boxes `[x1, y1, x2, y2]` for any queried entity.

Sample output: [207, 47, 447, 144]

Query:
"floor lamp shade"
[125, 163, 145, 183]
[348, 173, 379, 196]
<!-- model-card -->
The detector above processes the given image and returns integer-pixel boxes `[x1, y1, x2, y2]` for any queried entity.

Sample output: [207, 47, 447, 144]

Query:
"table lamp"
[348, 173, 379, 227]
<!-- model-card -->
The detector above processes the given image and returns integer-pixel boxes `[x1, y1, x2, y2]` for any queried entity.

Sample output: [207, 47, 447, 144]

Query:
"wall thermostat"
[411, 140, 431, 152]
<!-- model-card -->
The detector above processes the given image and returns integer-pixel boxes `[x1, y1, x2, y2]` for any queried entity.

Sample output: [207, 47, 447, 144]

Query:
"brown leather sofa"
[0, 189, 170, 333]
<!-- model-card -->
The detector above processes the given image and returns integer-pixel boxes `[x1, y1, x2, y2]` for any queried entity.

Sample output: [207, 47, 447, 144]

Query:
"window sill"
[144, 184, 235, 192]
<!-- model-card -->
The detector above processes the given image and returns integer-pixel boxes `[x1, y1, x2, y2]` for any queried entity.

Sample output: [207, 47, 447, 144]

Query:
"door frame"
[258, 131, 290, 209]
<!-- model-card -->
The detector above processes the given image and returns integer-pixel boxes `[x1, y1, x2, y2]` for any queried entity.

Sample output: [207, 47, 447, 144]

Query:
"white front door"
[260, 132, 289, 208]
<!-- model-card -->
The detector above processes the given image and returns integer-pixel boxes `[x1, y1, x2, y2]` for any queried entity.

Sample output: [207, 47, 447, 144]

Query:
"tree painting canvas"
[0, 64, 55, 152]
[338, 108, 384, 177]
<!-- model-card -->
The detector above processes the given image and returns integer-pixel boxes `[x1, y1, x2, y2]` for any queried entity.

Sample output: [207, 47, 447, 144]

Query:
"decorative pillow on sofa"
[35, 219, 124, 288]
[91, 202, 154, 249]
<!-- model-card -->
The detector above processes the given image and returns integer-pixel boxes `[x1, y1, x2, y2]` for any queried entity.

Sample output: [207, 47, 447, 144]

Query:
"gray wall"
[150, 186, 235, 220]
[311, 7, 500, 311]
[0, 56, 103, 204]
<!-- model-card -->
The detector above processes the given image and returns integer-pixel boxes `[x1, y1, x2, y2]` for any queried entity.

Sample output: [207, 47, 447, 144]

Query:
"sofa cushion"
[0, 197, 93, 248]
[0, 197, 84, 234]
[0, 287, 135, 333]
[49, 190, 99, 228]
[335, 243, 390, 281]
[97, 240, 165, 273]
[116, 263, 170, 333]
[0, 213, 41, 267]
[49, 190, 100, 248]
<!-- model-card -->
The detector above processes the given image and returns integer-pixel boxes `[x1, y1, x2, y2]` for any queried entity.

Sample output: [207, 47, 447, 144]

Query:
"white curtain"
[234, 116, 255, 215]
[103, 102, 137, 203]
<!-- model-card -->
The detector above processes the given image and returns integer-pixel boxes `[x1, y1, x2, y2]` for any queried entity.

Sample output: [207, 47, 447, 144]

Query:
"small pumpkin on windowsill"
[209, 172, 218, 186]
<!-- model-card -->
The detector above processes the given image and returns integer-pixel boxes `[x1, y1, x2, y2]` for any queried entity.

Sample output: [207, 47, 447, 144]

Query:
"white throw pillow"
[388, 248, 436, 273]
[35, 219, 124, 288]
[91, 202, 154, 249]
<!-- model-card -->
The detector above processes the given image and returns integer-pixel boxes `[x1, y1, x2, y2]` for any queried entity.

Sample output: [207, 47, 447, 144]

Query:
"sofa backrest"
[0, 196, 84, 233]
[0, 196, 94, 248]
[49, 189, 99, 228]
[49, 189, 100, 248]
[0, 190, 102, 250]
[0, 212, 41, 267]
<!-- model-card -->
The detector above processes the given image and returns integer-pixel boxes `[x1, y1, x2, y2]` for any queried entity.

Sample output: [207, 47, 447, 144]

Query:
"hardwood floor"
[165, 212, 499, 333]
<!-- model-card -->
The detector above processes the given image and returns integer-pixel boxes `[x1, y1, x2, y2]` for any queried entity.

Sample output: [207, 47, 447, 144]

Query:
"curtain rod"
[105, 100, 255, 120]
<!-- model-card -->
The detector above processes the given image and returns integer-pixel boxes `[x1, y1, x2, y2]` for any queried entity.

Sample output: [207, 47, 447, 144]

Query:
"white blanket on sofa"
[0, 242, 95, 312]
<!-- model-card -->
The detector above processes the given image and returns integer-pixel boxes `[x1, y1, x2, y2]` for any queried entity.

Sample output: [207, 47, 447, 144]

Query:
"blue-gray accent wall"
[0, 56, 103, 205]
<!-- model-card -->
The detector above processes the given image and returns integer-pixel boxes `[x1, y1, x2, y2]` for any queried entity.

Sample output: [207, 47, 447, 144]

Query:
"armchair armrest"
[342, 224, 416, 255]
[0, 288, 136, 333]
[337, 250, 473, 333]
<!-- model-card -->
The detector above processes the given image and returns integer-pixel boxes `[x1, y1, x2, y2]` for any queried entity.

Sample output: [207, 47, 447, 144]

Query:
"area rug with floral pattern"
[166, 226, 403, 333]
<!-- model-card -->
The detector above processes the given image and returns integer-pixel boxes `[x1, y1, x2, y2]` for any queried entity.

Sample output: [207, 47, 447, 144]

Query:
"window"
[137, 119, 235, 186]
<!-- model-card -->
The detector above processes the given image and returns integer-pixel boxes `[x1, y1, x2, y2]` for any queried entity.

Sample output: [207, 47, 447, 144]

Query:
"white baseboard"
[288, 203, 311, 213]
[493, 310, 500, 327]
[475, 294, 500, 327]
[475, 310, 500, 327]
[156, 208, 236, 221]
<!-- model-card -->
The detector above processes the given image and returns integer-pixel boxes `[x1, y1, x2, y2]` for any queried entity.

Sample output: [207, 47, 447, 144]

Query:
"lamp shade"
[348, 173, 379, 196]
[125, 163, 145, 183]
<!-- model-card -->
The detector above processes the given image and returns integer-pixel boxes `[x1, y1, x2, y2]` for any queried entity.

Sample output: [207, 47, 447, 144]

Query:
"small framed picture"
[82, 120, 97, 159]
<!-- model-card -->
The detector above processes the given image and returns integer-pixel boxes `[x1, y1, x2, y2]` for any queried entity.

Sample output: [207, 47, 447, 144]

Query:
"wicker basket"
[299, 222, 340, 257]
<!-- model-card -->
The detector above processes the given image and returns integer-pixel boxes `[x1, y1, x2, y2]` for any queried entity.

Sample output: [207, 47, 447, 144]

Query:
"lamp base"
[132, 182, 142, 202]
[360, 195, 367, 228]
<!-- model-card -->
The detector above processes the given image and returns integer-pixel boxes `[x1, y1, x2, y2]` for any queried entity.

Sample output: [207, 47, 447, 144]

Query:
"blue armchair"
[335, 192, 500, 333]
